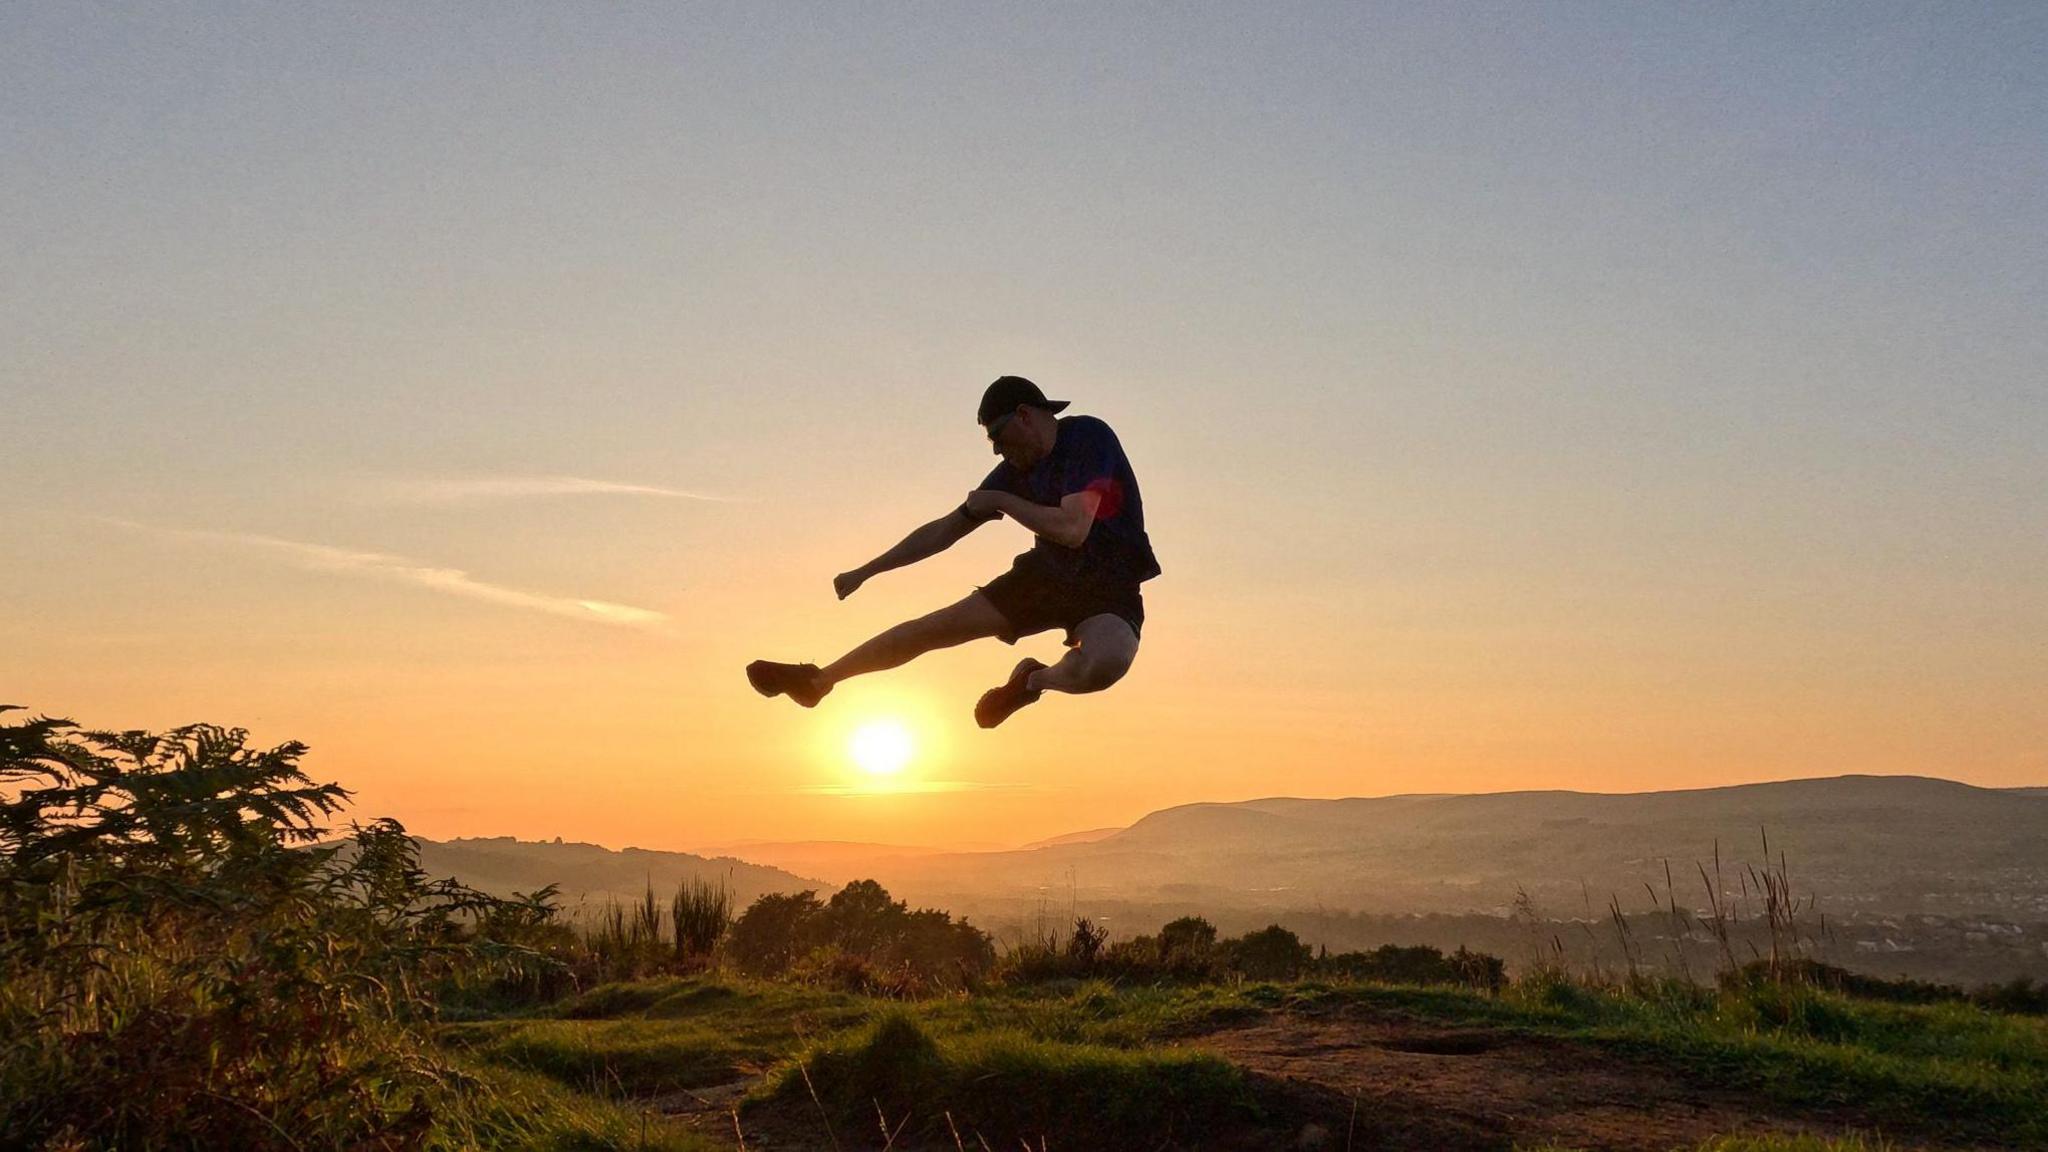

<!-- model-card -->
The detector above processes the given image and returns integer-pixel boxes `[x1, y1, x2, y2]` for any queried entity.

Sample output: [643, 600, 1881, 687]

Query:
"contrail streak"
[374, 476, 735, 504]
[98, 518, 668, 630]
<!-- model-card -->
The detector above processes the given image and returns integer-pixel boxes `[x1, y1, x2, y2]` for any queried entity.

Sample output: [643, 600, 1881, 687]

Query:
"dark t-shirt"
[961, 414, 1161, 585]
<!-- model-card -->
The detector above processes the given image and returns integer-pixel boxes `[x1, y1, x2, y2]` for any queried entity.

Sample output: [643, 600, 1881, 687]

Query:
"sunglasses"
[985, 410, 1018, 443]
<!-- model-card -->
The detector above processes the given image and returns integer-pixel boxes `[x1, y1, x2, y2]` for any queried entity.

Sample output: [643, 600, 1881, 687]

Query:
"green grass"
[441, 1061, 723, 1152]
[1286, 976, 2048, 1145]
[1690, 1136, 1894, 1152]
[441, 976, 871, 1098]
[909, 977, 1266, 1047]
[752, 1010, 1255, 1147]
[440, 970, 2048, 1149]
[445, 975, 1267, 1146]
[1523, 1131, 1900, 1139]
[444, 1018, 769, 1098]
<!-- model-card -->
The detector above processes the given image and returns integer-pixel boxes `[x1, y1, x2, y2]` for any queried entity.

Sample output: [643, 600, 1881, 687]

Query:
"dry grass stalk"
[794, 1051, 841, 1152]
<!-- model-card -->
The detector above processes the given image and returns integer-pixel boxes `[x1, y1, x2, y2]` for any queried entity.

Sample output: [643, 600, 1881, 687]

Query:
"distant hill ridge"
[411, 776, 2048, 923]
[1018, 827, 1123, 850]
[411, 835, 827, 909]
[1114, 774, 2019, 845]
[846, 774, 2048, 920]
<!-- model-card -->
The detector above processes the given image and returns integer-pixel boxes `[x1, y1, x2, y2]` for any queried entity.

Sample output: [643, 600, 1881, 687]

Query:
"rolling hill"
[410, 836, 826, 913]
[842, 775, 2048, 923]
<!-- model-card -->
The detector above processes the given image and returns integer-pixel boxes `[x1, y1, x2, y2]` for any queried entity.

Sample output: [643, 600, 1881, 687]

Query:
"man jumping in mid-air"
[747, 375, 1160, 728]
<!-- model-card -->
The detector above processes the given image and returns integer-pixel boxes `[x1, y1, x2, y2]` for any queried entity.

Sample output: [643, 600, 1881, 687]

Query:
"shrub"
[728, 890, 825, 975]
[994, 918, 1119, 985]
[1066, 916, 1109, 963]
[1973, 976, 2048, 1016]
[672, 874, 731, 963]
[0, 708, 549, 1149]
[996, 936, 1088, 985]
[790, 946, 928, 998]
[728, 881, 993, 988]
[1316, 943, 1507, 992]
[1222, 924, 1312, 980]
[819, 878, 905, 954]
[1158, 914, 1218, 958]
[891, 907, 997, 984]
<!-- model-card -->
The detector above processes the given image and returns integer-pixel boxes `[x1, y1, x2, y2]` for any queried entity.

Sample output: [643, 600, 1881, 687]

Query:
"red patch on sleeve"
[1084, 477, 1124, 520]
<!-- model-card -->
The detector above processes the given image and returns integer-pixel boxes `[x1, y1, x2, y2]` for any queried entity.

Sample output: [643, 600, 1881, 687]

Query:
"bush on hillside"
[1222, 924, 1313, 980]
[999, 918, 1510, 990]
[0, 707, 548, 1150]
[1973, 976, 2048, 1016]
[1100, 915, 1226, 982]
[727, 880, 993, 988]
[729, 890, 825, 975]
[1159, 914, 1219, 957]
[1317, 943, 1509, 992]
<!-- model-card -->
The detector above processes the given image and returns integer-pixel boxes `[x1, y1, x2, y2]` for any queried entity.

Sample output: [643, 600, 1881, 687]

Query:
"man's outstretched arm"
[966, 490, 1101, 550]
[835, 509, 983, 599]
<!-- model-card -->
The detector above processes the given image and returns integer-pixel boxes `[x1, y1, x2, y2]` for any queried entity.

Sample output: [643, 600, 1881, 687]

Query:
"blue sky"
[4, 4, 2043, 847]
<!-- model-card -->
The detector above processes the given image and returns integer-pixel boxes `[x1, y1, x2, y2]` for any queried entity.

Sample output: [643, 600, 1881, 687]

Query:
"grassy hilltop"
[6, 707, 2046, 1151]
[440, 966, 2048, 1151]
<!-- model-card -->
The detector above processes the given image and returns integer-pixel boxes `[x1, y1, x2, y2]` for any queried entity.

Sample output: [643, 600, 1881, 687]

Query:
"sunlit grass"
[1690, 1136, 1895, 1152]
[751, 1010, 1253, 1148]
[449, 1060, 721, 1152]
[450, 971, 2048, 1147]
[1290, 976, 2048, 1144]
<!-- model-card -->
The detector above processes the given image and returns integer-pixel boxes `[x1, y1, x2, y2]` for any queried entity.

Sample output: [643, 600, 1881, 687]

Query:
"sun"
[848, 719, 915, 777]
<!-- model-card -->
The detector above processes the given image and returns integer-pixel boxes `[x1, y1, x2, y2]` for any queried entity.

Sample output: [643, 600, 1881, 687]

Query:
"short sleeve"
[1055, 418, 1128, 519]
[960, 462, 1012, 522]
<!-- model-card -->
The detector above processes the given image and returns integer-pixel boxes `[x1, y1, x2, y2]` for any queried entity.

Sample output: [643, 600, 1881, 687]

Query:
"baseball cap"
[977, 375, 1070, 426]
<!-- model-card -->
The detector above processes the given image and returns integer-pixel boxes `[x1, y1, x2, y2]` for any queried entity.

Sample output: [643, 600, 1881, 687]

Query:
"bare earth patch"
[1186, 1002, 1986, 1151]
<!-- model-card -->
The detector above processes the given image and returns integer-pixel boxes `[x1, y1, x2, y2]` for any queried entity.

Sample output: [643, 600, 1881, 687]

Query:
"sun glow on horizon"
[848, 718, 915, 778]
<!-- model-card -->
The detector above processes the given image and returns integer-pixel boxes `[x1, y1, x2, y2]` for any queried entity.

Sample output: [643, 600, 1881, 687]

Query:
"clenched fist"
[833, 570, 868, 600]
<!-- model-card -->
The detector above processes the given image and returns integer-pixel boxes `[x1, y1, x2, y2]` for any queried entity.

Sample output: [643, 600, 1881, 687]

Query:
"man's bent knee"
[1068, 650, 1132, 693]
[1071, 615, 1139, 682]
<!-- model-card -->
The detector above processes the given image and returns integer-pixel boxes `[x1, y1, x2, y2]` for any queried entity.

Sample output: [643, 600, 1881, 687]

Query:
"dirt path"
[1185, 1002, 1969, 1152]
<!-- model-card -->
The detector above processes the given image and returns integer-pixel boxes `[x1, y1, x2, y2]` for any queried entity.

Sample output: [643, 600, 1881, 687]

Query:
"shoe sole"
[747, 662, 825, 707]
[976, 659, 1047, 728]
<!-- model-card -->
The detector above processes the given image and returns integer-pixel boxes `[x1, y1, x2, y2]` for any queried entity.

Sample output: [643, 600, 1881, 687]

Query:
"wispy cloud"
[371, 475, 736, 505]
[98, 518, 668, 631]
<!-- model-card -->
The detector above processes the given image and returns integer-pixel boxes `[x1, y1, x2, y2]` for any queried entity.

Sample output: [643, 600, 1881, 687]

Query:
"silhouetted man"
[747, 376, 1160, 728]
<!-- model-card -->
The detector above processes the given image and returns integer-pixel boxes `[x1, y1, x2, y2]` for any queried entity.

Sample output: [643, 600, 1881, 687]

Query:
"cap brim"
[1041, 399, 1071, 413]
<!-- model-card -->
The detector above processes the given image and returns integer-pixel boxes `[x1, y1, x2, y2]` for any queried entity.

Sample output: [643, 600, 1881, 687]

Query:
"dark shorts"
[976, 554, 1146, 647]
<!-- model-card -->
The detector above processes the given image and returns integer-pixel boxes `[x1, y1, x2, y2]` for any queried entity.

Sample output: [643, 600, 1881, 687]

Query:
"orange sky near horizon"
[14, 471, 2043, 852]
[5, 7, 2044, 851]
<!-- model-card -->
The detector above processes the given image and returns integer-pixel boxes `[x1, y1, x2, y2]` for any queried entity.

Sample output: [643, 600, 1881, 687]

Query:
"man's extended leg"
[748, 591, 1011, 708]
[975, 613, 1139, 728]
[819, 591, 1011, 685]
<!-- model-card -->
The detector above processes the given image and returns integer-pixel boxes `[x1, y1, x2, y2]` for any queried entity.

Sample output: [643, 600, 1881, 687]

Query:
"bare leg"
[818, 591, 1011, 688]
[1026, 613, 1139, 695]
